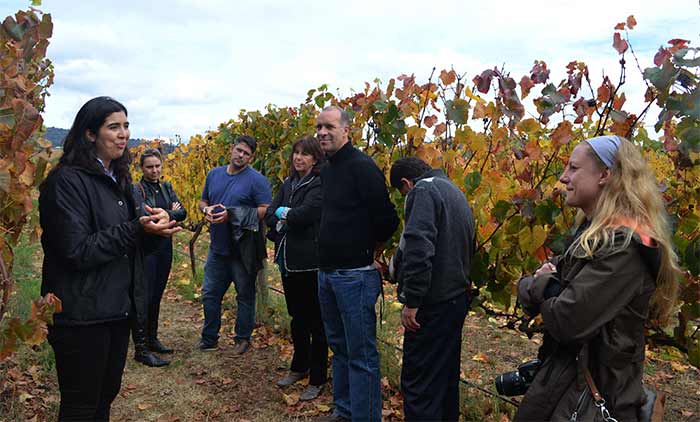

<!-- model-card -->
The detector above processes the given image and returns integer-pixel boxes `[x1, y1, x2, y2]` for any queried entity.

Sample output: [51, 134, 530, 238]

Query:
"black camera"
[495, 358, 541, 396]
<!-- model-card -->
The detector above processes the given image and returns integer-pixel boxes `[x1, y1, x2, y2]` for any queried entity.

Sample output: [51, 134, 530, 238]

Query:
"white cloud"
[1, 0, 698, 138]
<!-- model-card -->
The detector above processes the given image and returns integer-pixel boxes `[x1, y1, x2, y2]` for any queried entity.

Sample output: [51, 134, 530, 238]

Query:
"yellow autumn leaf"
[471, 352, 489, 363]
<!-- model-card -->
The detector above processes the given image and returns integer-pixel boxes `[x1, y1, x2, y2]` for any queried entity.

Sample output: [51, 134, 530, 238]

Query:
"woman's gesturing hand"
[140, 205, 182, 236]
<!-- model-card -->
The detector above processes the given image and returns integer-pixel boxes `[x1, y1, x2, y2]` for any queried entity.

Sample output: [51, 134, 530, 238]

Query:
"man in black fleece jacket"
[315, 106, 399, 422]
[389, 157, 475, 422]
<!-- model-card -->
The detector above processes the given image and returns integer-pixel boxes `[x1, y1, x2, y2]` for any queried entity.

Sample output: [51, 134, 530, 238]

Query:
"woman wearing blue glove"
[264, 136, 327, 401]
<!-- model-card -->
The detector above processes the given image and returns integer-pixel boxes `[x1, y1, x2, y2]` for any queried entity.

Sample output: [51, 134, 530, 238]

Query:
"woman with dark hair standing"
[134, 149, 187, 359]
[516, 135, 679, 421]
[40, 96, 180, 421]
[265, 136, 328, 401]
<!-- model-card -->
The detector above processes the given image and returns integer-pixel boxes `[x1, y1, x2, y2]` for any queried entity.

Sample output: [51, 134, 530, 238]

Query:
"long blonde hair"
[566, 137, 679, 324]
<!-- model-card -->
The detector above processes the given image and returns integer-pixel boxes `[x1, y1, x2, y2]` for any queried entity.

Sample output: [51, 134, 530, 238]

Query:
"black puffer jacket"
[39, 165, 148, 326]
[264, 172, 322, 272]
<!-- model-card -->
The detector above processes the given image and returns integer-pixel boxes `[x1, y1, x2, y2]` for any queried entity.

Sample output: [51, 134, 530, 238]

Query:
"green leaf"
[677, 213, 700, 236]
[673, 48, 700, 67]
[491, 200, 512, 223]
[446, 98, 469, 125]
[643, 61, 678, 92]
[689, 341, 700, 369]
[463, 170, 482, 195]
[470, 251, 489, 288]
[0, 108, 15, 127]
[382, 103, 399, 124]
[685, 238, 700, 276]
[373, 100, 388, 112]
[534, 199, 561, 225]
[378, 131, 393, 147]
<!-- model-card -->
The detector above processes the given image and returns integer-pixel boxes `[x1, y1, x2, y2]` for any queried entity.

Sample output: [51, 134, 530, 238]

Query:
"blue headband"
[584, 135, 621, 169]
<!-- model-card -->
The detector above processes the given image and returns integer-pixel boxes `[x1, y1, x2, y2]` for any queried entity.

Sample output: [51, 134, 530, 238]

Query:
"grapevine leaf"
[491, 200, 512, 223]
[685, 238, 700, 276]
[613, 33, 629, 54]
[463, 171, 481, 195]
[446, 99, 469, 125]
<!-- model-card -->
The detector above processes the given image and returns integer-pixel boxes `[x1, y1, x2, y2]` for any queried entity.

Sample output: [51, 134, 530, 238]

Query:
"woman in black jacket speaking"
[39, 97, 180, 421]
[265, 136, 327, 401]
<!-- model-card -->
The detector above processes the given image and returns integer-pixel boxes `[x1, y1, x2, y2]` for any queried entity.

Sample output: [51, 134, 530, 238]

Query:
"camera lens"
[495, 371, 529, 396]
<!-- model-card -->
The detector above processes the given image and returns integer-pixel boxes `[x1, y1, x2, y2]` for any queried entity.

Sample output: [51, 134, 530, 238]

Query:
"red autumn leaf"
[613, 33, 628, 54]
[530, 61, 550, 84]
[613, 93, 626, 111]
[525, 140, 542, 160]
[439, 69, 456, 86]
[644, 86, 656, 103]
[519, 76, 535, 98]
[626, 15, 637, 29]
[597, 80, 612, 104]
[422, 115, 438, 128]
[654, 48, 671, 66]
[551, 121, 574, 145]
[614, 22, 625, 30]
[473, 69, 496, 94]
[667, 38, 689, 53]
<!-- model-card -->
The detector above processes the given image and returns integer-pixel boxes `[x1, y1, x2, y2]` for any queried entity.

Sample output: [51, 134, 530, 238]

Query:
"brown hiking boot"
[312, 414, 350, 422]
[231, 338, 250, 355]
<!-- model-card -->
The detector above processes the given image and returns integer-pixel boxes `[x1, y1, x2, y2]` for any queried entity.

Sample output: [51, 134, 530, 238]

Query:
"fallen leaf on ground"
[472, 352, 489, 363]
[316, 404, 331, 412]
[282, 393, 299, 406]
[137, 403, 153, 411]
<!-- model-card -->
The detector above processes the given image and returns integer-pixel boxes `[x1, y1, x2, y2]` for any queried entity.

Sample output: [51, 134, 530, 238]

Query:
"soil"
[2, 276, 698, 421]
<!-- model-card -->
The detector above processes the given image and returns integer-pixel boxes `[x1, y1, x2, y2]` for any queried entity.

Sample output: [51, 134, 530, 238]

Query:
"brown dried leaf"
[613, 33, 628, 54]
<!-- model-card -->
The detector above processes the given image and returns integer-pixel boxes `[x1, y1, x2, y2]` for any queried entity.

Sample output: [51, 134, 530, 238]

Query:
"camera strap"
[582, 366, 619, 422]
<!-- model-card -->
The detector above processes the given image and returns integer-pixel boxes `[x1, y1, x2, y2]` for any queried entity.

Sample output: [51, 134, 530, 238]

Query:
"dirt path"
[110, 289, 330, 422]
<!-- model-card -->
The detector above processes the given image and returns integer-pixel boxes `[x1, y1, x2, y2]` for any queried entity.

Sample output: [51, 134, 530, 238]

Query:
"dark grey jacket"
[392, 169, 475, 308]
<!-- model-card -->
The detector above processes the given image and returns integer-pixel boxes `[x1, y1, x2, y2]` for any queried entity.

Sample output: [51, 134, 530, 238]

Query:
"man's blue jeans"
[201, 251, 256, 344]
[318, 269, 382, 422]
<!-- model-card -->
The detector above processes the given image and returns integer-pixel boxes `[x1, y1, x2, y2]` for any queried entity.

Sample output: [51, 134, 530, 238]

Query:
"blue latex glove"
[275, 206, 291, 219]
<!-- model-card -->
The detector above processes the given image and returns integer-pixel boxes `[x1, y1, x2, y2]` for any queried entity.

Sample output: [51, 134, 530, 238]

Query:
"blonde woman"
[516, 135, 678, 421]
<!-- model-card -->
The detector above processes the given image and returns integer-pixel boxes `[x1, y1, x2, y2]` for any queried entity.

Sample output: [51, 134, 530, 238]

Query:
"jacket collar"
[327, 141, 354, 164]
[415, 168, 447, 183]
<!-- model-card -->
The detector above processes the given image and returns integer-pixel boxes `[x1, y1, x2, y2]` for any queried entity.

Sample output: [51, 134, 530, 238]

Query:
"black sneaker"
[197, 340, 218, 351]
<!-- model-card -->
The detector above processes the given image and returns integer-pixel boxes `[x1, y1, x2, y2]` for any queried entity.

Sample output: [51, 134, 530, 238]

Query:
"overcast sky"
[1, 0, 699, 140]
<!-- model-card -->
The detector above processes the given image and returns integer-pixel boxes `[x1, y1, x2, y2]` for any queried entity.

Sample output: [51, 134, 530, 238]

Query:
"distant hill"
[44, 127, 174, 153]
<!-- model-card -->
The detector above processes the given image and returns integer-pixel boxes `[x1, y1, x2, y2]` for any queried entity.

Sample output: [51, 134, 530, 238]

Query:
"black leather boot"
[132, 318, 170, 367]
[148, 303, 173, 354]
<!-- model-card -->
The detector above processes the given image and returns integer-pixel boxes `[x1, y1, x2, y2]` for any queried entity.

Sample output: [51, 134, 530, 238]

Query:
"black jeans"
[401, 291, 470, 422]
[48, 319, 130, 421]
[145, 239, 173, 306]
[282, 270, 328, 386]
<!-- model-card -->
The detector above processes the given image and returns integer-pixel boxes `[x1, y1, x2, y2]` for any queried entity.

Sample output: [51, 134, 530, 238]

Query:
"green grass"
[5, 231, 56, 373]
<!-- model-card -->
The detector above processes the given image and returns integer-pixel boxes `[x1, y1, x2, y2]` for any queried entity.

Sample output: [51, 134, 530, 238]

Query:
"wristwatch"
[201, 206, 207, 214]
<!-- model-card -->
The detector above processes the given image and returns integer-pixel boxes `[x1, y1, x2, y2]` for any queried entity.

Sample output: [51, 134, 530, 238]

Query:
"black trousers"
[282, 270, 328, 386]
[144, 239, 173, 306]
[48, 319, 130, 422]
[401, 292, 470, 422]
